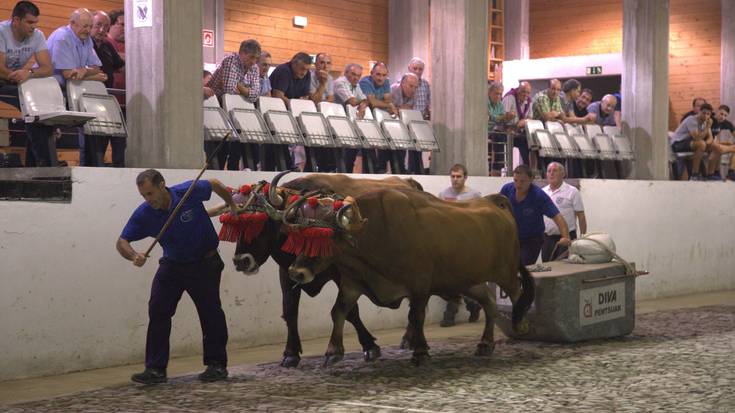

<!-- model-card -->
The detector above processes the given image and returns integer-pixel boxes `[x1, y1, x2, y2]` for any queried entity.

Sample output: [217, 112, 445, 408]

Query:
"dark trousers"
[204, 141, 228, 170]
[407, 150, 424, 174]
[520, 235, 545, 266]
[79, 129, 124, 167]
[542, 230, 578, 262]
[514, 133, 530, 165]
[0, 86, 56, 166]
[146, 253, 228, 370]
[227, 142, 260, 171]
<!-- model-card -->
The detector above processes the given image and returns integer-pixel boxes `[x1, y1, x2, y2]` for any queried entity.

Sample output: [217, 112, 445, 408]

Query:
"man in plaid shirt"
[206, 39, 261, 170]
[407, 57, 430, 173]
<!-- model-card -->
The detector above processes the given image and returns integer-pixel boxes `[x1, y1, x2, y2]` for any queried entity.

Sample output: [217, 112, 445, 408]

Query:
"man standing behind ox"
[541, 162, 586, 262]
[438, 163, 482, 327]
[116, 169, 238, 384]
[0, 1, 55, 166]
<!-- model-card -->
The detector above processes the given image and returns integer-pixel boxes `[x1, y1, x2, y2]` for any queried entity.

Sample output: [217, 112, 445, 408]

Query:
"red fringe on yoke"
[281, 227, 335, 257]
[218, 212, 268, 243]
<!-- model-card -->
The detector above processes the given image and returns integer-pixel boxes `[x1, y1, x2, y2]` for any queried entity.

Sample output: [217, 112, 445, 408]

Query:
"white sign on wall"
[579, 282, 626, 326]
[133, 0, 153, 28]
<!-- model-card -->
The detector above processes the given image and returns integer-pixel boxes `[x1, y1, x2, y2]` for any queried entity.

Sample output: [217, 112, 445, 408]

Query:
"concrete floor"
[1, 290, 733, 407]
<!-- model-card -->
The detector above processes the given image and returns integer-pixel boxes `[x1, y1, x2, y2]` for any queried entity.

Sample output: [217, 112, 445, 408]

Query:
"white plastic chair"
[221, 94, 271, 144]
[67, 80, 127, 137]
[18, 77, 96, 126]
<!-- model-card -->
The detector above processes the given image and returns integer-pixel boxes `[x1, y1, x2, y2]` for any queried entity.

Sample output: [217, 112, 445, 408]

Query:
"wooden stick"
[144, 133, 230, 257]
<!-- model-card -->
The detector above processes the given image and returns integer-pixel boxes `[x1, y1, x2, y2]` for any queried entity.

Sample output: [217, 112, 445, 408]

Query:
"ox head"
[282, 193, 366, 284]
[221, 171, 295, 275]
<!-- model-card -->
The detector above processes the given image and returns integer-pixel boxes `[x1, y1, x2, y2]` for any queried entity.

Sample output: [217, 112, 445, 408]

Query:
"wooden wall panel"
[529, 0, 722, 127]
[224, 0, 389, 76]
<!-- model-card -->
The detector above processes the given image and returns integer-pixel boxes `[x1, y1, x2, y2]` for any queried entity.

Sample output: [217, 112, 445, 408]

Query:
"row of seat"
[18, 77, 127, 138]
[204, 95, 440, 153]
[525, 120, 634, 163]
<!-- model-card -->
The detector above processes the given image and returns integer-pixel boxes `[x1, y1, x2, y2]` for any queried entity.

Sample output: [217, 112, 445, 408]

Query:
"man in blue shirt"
[116, 169, 238, 384]
[359, 62, 399, 173]
[500, 165, 570, 265]
[0, 1, 56, 166]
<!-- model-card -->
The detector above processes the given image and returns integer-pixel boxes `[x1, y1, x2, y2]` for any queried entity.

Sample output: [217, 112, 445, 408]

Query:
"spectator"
[258, 51, 271, 97]
[613, 91, 622, 127]
[533, 78, 565, 122]
[574, 88, 594, 119]
[270, 52, 312, 171]
[309, 52, 333, 103]
[541, 162, 586, 262]
[0, 1, 56, 167]
[437, 163, 482, 327]
[487, 81, 513, 175]
[107, 9, 124, 89]
[670, 103, 721, 180]
[335, 63, 368, 173]
[90, 11, 122, 89]
[711, 104, 735, 181]
[117, 169, 236, 384]
[391, 72, 420, 174]
[206, 39, 261, 171]
[681, 97, 706, 124]
[360, 62, 397, 173]
[407, 57, 430, 119]
[47, 8, 108, 167]
[202, 70, 213, 99]
[586, 94, 618, 127]
[502, 81, 533, 167]
[500, 165, 570, 265]
[560, 79, 593, 124]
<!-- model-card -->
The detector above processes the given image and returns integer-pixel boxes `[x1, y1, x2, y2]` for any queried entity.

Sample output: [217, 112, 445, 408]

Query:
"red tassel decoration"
[239, 184, 252, 195]
[218, 212, 268, 243]
[281, 227, 335, 257]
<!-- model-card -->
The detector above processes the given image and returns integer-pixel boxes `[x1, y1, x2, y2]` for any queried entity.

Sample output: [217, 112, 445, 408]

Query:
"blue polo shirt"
[121, 180, 218, 263]
[269, 62, 311, 99]
[46, 25, 102, 86]
[500, 182, 559, 240]
[359, 76, 391, 101]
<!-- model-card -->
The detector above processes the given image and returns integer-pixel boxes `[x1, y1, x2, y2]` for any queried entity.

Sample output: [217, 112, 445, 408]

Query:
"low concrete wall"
[1, 168, 733, 381]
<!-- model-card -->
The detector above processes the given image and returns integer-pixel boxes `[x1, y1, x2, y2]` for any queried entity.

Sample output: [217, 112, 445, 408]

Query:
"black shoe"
[198, 364, 228, 382]
[131, 368, 167, 384]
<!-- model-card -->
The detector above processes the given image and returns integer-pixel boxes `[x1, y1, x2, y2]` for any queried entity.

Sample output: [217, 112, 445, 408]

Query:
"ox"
[220, 171, 423, 366]
[284, 187, 535, 365]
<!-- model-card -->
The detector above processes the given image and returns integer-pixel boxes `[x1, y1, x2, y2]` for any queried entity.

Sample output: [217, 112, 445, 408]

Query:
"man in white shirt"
[438, 164, 482, 326]
[541, 162, 587, 261]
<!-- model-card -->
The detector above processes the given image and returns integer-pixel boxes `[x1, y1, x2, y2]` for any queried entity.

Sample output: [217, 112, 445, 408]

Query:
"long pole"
[143, 133, 230, 257]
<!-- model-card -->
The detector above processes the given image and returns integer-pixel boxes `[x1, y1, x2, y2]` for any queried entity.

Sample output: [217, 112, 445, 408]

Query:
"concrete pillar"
[504, 0, 529, 60]
[388, 0, 430, 83]
[125, 0, 204, 169]
[621, 0, 669, 180]
[430, 0, 488, 176]
[722, 0, 735, 110]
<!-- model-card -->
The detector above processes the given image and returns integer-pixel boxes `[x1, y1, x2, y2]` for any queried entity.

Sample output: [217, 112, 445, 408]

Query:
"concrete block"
[495, 261, 635, 342]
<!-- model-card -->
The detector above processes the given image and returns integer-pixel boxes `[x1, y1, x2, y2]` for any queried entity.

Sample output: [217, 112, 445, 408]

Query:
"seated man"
[309, 52, 333, 103]
[47, 8, 108, 167]
[670, 103, 721, 180]
[270, 52, 312, 171]
[532, 78, 565, 122]
[574, 88, 594, 120]
[207, 39, 261, 171]
[711, 104, 735, 180]
[406, 57, 430, 173]
[681, 97, 706, 124]
[437, 163, 482, 327]
[487, 81, 514, 175]
[335, 63, 368, 173]
[502, 81, 533, 166]
[586, 94, 618, 127]
[0, 0, 56, 167]
[258, 51, 271, 97]
[359, 62, 397, 173]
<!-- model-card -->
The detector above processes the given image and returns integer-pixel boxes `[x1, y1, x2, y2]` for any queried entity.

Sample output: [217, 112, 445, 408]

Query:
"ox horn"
[282, 195, 307, 227]
[268, 170, 292, 208]
[336, 203, 366, 232]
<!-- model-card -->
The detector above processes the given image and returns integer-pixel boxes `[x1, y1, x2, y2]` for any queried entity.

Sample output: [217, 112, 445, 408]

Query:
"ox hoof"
[513, 317, 530, 335]
[280, 356, 301, 368]
[410, 352, 430, 366]
[323, 353, 344, 366]
[475, 342, 495, 357]
[363, 346, 381, 362]
[399, 337, 413, 350]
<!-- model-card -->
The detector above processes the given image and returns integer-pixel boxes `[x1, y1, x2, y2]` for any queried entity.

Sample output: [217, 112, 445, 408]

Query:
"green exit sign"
[586, 66, 603, 75]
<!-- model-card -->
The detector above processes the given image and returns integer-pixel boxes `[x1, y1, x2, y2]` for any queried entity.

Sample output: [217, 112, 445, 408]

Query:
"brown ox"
[286, 187, 534, 365]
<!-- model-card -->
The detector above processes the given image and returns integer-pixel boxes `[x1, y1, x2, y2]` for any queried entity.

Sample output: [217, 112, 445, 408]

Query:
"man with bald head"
[586, 94, 618, 127]
[90, 11, 123, 89]
[48, 8, 107, 166]
[533, 78, 565, 122]
[502, 80, 534, 166]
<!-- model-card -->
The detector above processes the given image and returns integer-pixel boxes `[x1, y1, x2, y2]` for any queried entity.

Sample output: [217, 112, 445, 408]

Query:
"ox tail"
[511, 261, 535, 333]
